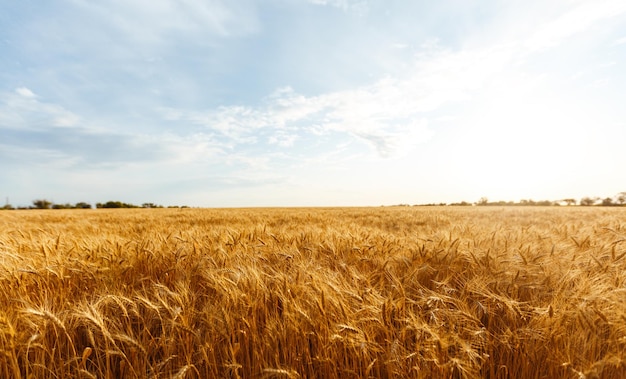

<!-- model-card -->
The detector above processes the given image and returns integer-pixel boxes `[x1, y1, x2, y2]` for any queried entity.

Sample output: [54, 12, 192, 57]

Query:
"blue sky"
[1, 0, 626, 207]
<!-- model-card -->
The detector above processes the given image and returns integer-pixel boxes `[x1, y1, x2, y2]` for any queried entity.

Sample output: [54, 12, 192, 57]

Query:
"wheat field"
[0, 207, 625, 378]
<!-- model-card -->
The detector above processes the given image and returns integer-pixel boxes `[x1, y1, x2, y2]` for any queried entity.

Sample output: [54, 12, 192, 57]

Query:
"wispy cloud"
[613, 36, 626, 45]
[307, 0, 369, 13]
[524, 0, 626, 51]
[68, 0, 259, 43]
[0, 127, 166, 168]
[1, 88, 175, 168]
[1, 88, 82, 129]
[155, 37, 524, 159]
[15, 87, 36, 98]
[161, 79, 437, 158]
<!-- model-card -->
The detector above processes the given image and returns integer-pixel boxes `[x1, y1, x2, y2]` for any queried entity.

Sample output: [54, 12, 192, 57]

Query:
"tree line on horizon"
[1, 199, 190, 210]
[1, 192, 625, 210]
[402, 192, 626, 207]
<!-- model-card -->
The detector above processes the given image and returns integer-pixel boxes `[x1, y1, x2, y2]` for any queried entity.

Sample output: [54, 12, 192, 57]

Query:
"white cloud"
[598, 61, 617, 68]
[1, 89, 81, 129]
[15, 87, 36, 98]
[268, 132, 298, 147]
[52, 114, 81, 127]
[307, 0, 369, 13]
[154, 37, 531, 159]
[161, 75, 439, 158]
[613, 36, 626, 45]
[67, 0, 258, 47]
[524, 0, 626, 51]
[592, 78, 610, 88]
[157, 133, 226, 163]
[1, 89, 194, 168]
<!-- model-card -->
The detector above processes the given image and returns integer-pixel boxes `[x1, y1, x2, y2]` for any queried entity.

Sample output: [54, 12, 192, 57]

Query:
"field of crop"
[0, 207, 625, 378]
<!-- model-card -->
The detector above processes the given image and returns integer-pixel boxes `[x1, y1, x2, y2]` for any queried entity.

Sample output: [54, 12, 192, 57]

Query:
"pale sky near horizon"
[1, 0, 625, 207]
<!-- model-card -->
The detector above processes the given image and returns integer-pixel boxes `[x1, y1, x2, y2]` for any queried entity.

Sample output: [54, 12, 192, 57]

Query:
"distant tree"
[98, 200, 138, 208]
[32, 199, 52, 209]
[617, 192, 626, 205]
[449, 201, 471, 206]
[52, 203, 73, 209]
[536, 200, 555, 206]
[562, 198, 576, 206]
[601, 197, 614, 206]
[142, 203, 162, 208]
[490, 200, 512, 206]
[580, 197, 596, 206]
[1, 204, 14, 210]
[477, 197, 489, 206]
[519, 199, 538, 206]
[75, 202, 92, 209]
